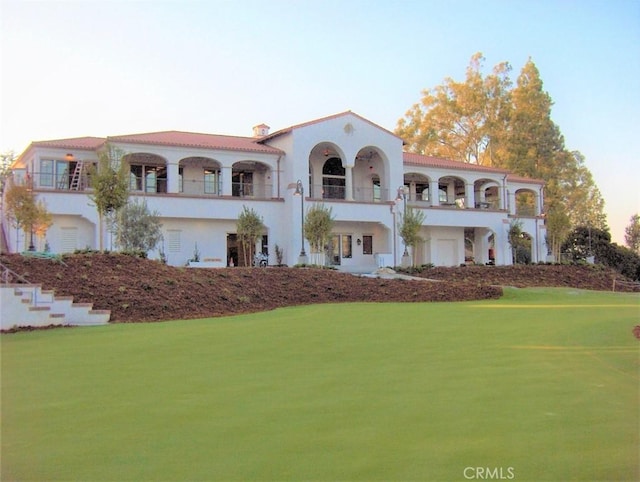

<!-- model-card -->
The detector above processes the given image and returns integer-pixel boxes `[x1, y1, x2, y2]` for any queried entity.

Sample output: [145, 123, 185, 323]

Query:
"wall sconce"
[357, 238, 362, 246]
[65, 153, 74, 161]
[323, 148, 330, 157]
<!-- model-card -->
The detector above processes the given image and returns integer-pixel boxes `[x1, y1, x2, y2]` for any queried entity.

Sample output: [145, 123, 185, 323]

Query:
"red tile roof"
[403, 152, 510, 174]
[31, 137, 106, 150]
[108, 131, 283, 154]
[506, 174, 545, 185]
[404, 153, 544, 184]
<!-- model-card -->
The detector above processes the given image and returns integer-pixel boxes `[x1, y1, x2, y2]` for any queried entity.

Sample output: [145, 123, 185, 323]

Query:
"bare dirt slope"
[1, 253, 501, 323]
[1, 253, 635, 325]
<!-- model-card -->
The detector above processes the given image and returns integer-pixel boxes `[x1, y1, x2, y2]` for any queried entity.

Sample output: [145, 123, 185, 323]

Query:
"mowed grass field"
[1, 288, 638, 482]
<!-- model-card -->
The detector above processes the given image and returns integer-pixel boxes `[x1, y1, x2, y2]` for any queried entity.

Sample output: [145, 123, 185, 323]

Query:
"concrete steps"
[0, 283, 110, 330]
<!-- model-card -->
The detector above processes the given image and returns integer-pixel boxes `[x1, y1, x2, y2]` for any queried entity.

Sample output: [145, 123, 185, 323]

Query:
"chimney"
[252, 123, 270, 137]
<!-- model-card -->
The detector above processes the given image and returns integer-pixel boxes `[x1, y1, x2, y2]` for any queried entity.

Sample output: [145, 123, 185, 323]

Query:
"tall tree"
[396, 54, 608, 248]
[625, 214, 640, 253]
[396, 52, 512, 165]
[88, 144, 129, 250]
[544, 201, 571, 261]
[499, 59, 564, 177]
[561, 151, 607, 230]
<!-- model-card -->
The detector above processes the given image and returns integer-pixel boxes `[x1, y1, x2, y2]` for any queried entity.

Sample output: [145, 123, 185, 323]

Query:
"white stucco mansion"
[2, 111, 546, 270]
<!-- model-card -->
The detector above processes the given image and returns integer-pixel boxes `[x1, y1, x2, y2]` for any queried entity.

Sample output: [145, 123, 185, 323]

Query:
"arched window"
[322, 157, 345, 199]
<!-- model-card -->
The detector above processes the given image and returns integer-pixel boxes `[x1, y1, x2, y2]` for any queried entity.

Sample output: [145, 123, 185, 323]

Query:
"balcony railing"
[311, 184, 389, 202]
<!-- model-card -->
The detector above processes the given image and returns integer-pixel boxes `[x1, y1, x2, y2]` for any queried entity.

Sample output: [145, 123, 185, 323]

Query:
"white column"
[535, 191, 542, 215]
[167, 161, 180, 194]
[221, 166, 233, 196]
[508, 190, 516, 215]
[465, 183, 475, 209]
[345, 165, 353, 201]
[447, 182, 455, 204]
[429, 179, 440, 206]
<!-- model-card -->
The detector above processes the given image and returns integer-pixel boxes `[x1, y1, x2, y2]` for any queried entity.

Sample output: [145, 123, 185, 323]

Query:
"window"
[362, 235, 373, 255]
[145, 168, 157, 193]
[204, 169, 219, 194]
[439, 187, 448, 203]
[40, 160, 54, 187]
[322, 157, 345, 199]
[342, 235, 352, 258]
[232, 171, 253, 197]
[129, 164, 166, 193]
[328, 234, 352, 265]
[372, 176, 381, 202]
[130, 165, 143, 191]
[40, 160, 76, 189]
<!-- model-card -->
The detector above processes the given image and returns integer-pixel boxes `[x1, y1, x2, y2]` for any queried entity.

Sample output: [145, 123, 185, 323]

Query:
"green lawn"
[1, 288, 638, 481]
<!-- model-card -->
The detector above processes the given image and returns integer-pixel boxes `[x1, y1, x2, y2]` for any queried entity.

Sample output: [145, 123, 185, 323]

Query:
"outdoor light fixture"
[357, 238, 362, 246]
[65, 153, 74, 161]
[293, 179, 307, 263]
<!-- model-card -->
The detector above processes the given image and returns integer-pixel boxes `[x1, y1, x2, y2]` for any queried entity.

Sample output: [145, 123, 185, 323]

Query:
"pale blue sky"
[1, 0, 638, 243]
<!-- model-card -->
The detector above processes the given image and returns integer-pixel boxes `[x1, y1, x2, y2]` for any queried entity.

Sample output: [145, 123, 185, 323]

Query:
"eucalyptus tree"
[396, 52, 512, 166]
[395, 53, 608, 250]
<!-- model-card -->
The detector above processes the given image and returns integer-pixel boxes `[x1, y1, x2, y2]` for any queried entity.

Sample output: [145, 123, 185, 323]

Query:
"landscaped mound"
[0, 253, 501, 323]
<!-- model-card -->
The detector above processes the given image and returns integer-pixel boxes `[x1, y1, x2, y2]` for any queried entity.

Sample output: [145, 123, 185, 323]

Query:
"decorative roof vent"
[253, 123, 270, 137]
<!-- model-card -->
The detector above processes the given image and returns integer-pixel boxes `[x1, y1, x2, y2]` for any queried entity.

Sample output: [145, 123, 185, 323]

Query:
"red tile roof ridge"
[107, 130, 283, 154]
[31, 136, 107, 150]
[109, 129, 251, 140]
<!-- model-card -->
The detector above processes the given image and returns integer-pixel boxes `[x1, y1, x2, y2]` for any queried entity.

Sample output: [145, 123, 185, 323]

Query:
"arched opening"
[464, 235, 474, 263]
[474, 179, 502, 209]
[515, 189, 537, 216]
[322, 157, 345, 200]
[514, 232, 533, 264]
[403, 173, 431, 202]
[123, 153, 167, 193]
[353, 148, 387, 202]
[180, 156, 221, 195]
[487, 232, 496, 265]
[232, 161, 272, 198]
[438, 176, 466, 207]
